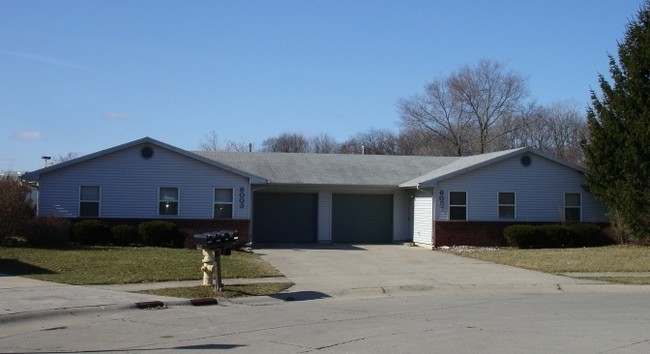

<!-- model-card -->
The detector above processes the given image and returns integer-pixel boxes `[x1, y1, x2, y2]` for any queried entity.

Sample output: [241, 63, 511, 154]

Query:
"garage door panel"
[332, 194, 393, 243]
[253, 193, 317, 243]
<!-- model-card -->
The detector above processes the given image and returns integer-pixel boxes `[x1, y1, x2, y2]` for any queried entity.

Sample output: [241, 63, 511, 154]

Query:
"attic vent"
[141, 146, 154, 159]
[520, 155, 531, 167]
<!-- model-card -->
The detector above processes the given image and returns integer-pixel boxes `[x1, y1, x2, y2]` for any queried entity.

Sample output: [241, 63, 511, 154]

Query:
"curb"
[0, 297, 222, 325]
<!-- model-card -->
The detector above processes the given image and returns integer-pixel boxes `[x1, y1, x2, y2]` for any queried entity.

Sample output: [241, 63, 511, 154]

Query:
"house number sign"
[239, 187, 245, 209]
[438, 190, 445, 213]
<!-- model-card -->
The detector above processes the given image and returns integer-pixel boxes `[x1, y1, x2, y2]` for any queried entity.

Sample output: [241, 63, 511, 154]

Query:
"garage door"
[253, 192, 317, 243]
[332, 194, 393, 243]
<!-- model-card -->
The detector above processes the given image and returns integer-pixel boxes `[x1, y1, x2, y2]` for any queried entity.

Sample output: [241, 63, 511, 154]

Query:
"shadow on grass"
[0, 259, 56, 276]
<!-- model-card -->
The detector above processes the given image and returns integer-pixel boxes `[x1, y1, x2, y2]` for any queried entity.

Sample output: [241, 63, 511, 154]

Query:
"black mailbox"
[193, 230, 239, 251]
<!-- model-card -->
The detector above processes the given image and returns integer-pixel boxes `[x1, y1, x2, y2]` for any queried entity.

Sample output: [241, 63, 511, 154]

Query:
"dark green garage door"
[253, 192, 317, 243]
[332, 194, 393, 243]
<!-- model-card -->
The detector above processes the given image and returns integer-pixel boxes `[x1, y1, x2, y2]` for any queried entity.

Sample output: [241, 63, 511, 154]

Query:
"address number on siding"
[239, 187, 245, 208]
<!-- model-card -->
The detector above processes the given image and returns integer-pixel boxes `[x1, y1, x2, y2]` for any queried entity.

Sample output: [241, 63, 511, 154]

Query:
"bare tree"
[448, 59, 529, 153]
[339, 128, 400, 155]
[310, 133, 339, 153]
[493, 101, 588, 164]
[200, 130, 254, 152]
[224, 140, 254, 152]
[56, 152, 80, 163]
[0, 175, 34, 239]
[199, 129, 222, 151]
[397, 128, 449, 156]
[261, 132, 310, 153]
[400, 60, 529, 156]
[398, 78, 473, 156]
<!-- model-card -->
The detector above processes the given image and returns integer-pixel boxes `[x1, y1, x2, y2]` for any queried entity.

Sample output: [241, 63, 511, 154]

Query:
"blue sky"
[0, 0, 643, 172]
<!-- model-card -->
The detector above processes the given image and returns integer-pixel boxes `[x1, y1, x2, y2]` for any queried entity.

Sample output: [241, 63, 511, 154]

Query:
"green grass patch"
[0, 246, 282, 285]
[138, 282, 294, 299]
[447, 246, 650, 285]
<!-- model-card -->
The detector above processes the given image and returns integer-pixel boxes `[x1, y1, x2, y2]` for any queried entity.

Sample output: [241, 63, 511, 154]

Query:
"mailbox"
[193, 230, 239, 250]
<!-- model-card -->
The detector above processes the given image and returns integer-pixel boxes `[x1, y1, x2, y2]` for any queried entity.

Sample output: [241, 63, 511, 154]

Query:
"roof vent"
[520, 155, 531, 167]
[141, 146, 154, 159]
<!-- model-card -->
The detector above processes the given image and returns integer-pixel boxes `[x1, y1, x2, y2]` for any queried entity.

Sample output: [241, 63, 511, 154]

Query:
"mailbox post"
[193, 230, 239, 291]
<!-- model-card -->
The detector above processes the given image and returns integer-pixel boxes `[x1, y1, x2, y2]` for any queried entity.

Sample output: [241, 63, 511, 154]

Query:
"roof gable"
[400, 147, 587, 188]
[21, 137, 267, 183]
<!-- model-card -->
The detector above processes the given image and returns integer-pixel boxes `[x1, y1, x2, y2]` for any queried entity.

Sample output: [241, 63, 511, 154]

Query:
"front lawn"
[0, 246, 283, 285]
[447, 246, 650, 284]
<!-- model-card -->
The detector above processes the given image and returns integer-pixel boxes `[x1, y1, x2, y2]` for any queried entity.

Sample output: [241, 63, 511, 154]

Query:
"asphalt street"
[1, 245, 650, 353]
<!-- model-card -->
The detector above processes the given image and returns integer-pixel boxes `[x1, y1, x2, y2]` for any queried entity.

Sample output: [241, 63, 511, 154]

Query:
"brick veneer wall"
[433, 221, 513, 247]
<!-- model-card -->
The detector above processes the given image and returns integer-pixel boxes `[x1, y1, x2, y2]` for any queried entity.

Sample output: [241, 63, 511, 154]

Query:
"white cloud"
[4, 51, 84, 70]
[12, 131, 43, 141]
[103, 111, 129, 121]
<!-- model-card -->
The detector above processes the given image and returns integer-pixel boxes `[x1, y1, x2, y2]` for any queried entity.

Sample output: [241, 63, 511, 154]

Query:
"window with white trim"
[565, 193, 581, 222]
[449, 191, 467, 220]
[159, 187, 179, 216]
[214, 188, 233, 219]
[79, 186, 100, 217]
[498, 192, 516, 219]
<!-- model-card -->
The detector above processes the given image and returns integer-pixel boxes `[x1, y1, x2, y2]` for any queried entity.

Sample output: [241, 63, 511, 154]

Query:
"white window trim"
[214, 188, 234, 219]
[79, 185, 101, 217]
[497, 191, 516, 219]
[564, 192, 582, 222]
[158, 187, 180, 216]
[448, 191, 468, 221]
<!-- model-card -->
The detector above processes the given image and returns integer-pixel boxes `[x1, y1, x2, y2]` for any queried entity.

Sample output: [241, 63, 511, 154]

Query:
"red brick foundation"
[433, 221, 513, 247]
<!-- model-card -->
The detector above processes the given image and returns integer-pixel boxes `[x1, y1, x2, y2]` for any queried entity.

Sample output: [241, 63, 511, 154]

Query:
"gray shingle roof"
[194, 151, 460, 187]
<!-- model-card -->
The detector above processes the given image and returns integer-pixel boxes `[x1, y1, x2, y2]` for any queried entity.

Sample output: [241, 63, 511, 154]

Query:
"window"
[565, 193, 581, 222]
[498, 192, 516, 219]
[79, 186, 100, 217]
[159, 188, 179, 215]
[449, 191, 467, 220]
[214, 188, 233, 219]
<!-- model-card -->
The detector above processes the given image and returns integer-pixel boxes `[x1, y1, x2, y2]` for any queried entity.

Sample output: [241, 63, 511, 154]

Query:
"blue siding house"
[22, 137, 609, 247]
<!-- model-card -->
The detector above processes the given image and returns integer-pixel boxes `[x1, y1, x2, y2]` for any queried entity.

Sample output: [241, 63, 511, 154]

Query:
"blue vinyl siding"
[37, 144, 251, 219]
[434, 154, 607, 222]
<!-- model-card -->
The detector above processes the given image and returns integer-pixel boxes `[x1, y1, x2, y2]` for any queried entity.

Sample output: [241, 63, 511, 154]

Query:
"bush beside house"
[504, 224, 612, 249]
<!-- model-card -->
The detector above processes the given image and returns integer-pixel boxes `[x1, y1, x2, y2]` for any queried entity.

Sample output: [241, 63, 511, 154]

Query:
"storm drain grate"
[135, 301, 166, 310]
[190, 297, 219, 306]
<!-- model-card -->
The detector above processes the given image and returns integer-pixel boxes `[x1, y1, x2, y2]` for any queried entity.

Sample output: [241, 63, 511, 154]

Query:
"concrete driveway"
[256, 244, 602, 298]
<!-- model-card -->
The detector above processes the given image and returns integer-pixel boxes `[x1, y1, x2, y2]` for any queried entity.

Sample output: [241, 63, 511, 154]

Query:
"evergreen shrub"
[72, 219, 112, 245]
[111, 224, 141, 245]
[504, 224, 609, 249]
[138, 221, 180, 247]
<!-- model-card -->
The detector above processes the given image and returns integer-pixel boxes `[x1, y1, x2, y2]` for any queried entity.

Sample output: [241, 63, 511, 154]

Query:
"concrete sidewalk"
[0, 274, 290, 325]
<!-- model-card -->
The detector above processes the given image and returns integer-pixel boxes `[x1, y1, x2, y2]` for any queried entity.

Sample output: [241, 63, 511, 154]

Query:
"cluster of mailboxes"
[193, 230, 239, 255]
